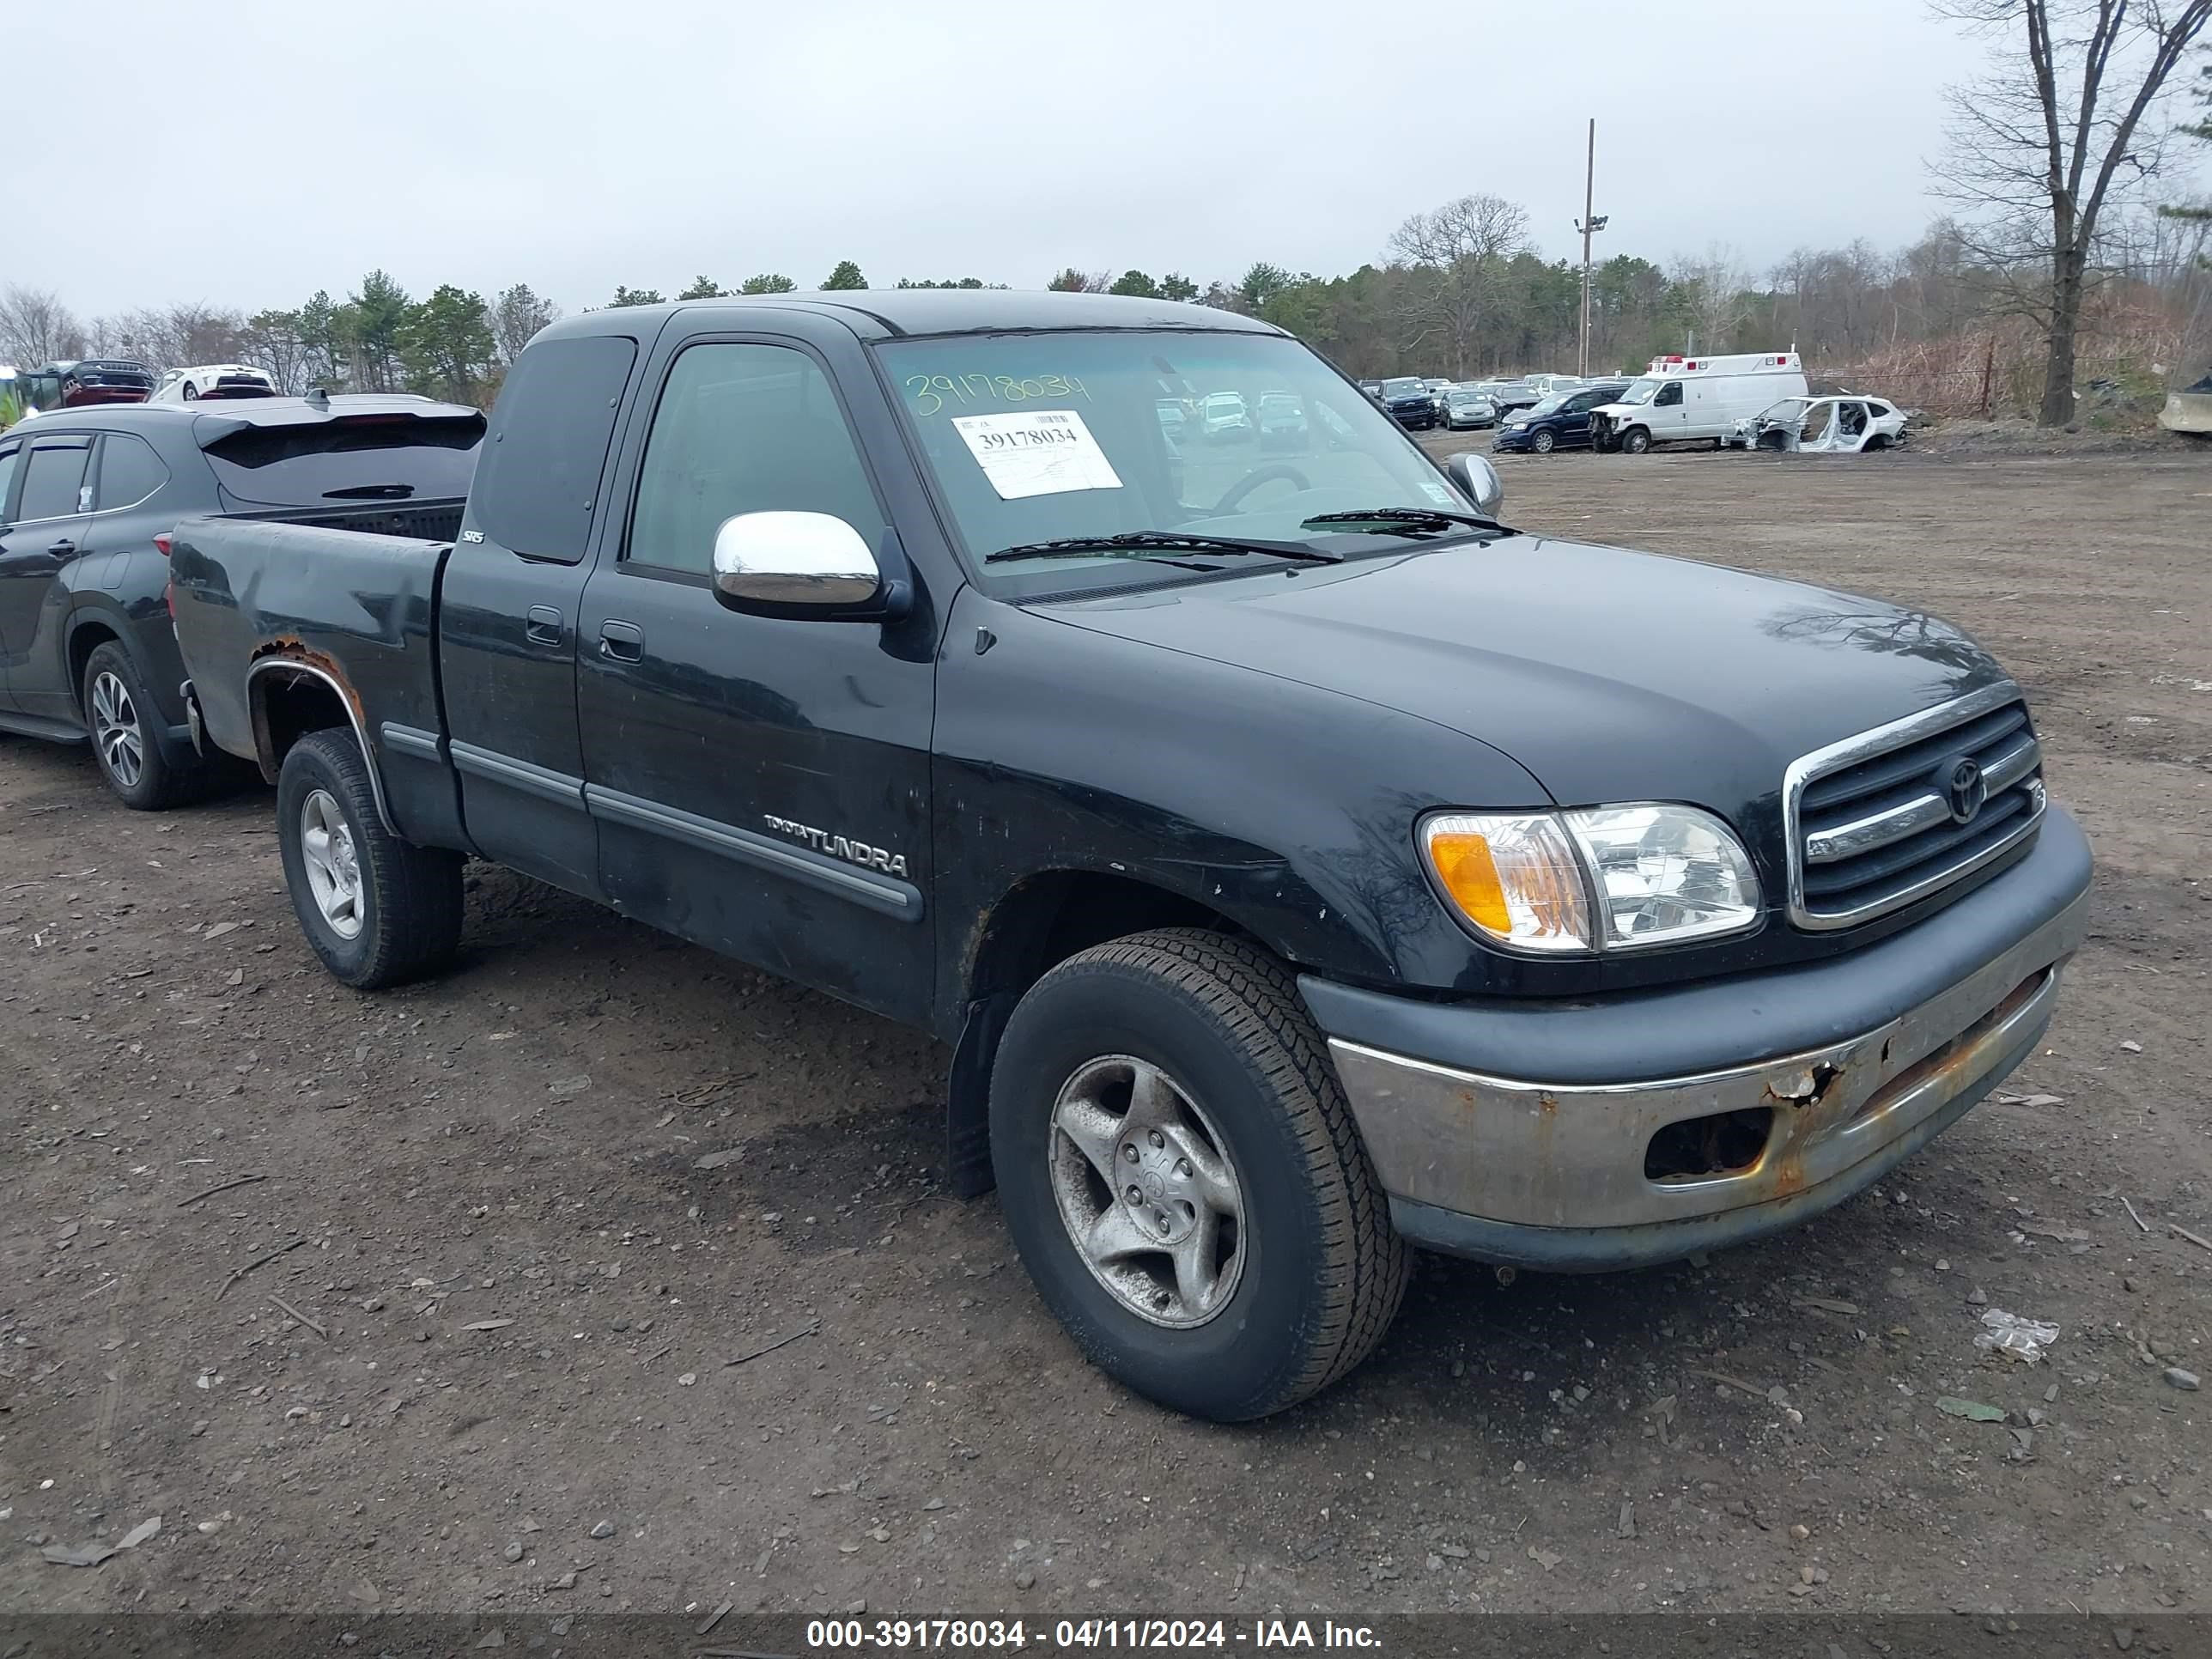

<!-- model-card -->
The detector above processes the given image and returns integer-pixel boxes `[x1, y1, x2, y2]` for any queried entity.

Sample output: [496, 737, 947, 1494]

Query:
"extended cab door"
[573, 317, 940, 1025]
[438, 332, 643, 898]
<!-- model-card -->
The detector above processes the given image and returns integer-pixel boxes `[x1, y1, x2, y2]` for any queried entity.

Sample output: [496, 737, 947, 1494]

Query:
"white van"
[1591, 352, 1808, 453]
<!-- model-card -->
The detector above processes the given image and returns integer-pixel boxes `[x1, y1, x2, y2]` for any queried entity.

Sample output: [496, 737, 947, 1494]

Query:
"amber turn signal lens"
[1420, 813, 1593, 953]
[1426, 830, 1511, 934]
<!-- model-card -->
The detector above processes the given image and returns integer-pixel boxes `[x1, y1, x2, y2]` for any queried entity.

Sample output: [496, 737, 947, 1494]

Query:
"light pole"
[1574, 118, 1607, 379]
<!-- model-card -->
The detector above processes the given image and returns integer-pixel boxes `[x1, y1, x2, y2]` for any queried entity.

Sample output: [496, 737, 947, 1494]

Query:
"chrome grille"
[1784, 684, 2045, 929]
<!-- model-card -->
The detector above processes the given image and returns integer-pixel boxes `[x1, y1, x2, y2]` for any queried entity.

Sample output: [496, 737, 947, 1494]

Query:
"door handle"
[525, 605, 564, 647]
[598, 619, 644, 663]
[47, 538, 76, 556]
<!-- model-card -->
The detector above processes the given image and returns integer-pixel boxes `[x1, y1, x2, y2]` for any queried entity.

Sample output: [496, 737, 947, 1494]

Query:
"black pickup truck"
[169, 292, 2091, 1420]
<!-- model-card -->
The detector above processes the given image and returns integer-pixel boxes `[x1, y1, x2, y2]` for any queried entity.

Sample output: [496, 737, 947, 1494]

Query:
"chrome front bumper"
[1324, 882, 2087, 1270]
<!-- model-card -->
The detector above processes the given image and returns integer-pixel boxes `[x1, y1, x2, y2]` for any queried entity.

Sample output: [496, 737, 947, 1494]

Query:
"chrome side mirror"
[1443, 452, 1504, 518]
[711, 511, 885, 617]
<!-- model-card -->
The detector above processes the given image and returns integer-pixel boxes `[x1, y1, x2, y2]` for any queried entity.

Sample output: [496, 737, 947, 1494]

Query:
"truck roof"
[540, 289, 1286, 343]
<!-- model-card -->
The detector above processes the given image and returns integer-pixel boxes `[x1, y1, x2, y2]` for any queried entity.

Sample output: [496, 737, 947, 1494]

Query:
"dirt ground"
[3, 441, 2209, 1620]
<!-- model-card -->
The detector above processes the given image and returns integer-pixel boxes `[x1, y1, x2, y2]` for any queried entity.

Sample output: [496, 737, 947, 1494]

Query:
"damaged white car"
[1726, 394, 1910, 453]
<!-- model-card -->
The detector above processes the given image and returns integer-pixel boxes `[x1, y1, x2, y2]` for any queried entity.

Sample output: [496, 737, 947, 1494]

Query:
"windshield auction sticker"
[952, 409, 1123, 499]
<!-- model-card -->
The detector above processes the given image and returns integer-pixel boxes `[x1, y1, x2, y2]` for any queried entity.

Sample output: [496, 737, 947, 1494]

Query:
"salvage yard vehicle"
[1726, 394, 1910, 453]
[2159, 368, 2212, 438]
[1377, 375, 1437, 428]
[1491, 380, 1628, 454]
[149, 363, 279, 403]
[1440, 386, 1497, 429]
[15, 359, 155, 410]
[169, 291, 2090, 1422]
[0, 395, 481, 806]
[1593, 351, 1808, 453]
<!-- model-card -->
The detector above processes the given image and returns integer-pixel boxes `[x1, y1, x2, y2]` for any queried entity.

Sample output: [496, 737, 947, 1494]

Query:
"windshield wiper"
[985, 531, 1342, 564]
[1300, 506, 1504, 535]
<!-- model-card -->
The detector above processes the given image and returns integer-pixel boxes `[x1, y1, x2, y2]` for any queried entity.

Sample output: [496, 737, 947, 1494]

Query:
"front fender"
[930, 586, 1553, 1018]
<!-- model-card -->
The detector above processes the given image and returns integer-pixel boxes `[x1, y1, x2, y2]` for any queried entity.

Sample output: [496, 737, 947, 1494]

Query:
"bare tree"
[1674, 243, 1757, 353]
[490, 283, 562, 368]
[1930, 0, 2212, 422]
[242, 309, 314, 393]
[1385, 194, 1530, 375]
[88, 303, 245, 372]
[0, 284, 86, 366]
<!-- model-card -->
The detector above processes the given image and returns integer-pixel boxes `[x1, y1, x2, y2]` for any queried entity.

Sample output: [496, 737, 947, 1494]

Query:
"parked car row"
[6, 293, 2084, 1431]
[1489, 355, 1911, 459]
[4, 359, 277, 416]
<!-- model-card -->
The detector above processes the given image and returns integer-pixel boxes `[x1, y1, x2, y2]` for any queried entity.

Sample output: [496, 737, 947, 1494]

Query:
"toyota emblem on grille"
[1939, 755, 1986, 823]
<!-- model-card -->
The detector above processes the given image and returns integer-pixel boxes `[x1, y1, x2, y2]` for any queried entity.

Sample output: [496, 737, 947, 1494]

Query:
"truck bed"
[169, 505, 461, 799]
[225, 496, 468, 543]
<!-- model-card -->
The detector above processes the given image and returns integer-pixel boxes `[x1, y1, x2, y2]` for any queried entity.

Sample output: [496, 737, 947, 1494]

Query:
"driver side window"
[1655, 382, 1684, 408]
[0, 442, 20, 524]
[627, 343, 882, 576]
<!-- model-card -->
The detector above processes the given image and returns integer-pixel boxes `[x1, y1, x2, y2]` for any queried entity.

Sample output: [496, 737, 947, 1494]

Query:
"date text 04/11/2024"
[803, 1620, 1382, 1650]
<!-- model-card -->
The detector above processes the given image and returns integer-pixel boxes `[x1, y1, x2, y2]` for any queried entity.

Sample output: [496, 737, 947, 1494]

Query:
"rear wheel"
[276, 729, 462, 988]
[991, 928, 1408, 1420]
[1621, 427, 1652, 455]
[82, 641, 208, 811]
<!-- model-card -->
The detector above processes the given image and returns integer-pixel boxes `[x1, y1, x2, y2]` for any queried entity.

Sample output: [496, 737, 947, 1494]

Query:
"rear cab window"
[201, 410, 486, 509]
[468, 336, 639, 563]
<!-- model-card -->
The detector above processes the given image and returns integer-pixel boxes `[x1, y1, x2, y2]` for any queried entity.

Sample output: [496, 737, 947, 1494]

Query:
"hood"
[1033, 534, 2007, 839]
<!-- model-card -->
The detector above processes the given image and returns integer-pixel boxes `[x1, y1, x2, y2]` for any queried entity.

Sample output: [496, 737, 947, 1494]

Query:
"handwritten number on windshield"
[905, 374, 1091, 416]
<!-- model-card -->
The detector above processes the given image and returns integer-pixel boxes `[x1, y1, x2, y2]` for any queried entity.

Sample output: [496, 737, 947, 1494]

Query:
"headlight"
[1421, 805, 1760, 953]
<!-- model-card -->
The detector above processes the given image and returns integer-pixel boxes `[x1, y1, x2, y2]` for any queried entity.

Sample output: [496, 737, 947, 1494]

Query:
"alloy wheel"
[1047, 1054, 1247, 1328]
[299, 788, 366, 939]
[90, 670, 144, 790]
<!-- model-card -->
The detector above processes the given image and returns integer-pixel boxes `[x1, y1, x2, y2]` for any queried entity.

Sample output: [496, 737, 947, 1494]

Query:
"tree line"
[7, 17, 2210, 428]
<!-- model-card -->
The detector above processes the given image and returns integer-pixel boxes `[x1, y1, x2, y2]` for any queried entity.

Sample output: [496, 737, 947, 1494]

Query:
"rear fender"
[246, 653, 397, 836]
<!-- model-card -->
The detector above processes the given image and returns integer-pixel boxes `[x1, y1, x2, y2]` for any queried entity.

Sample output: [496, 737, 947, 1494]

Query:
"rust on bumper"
[1328, 889, 2086, 1249]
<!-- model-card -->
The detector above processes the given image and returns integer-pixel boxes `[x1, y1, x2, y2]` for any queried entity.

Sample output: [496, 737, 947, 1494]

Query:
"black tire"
[990, 928, 1408, 1420]
[82, 640, 209, 811]
[276, 728, 462, 989]
[1531, 428, 1556, 453]
[1621, 427, 1651, 454]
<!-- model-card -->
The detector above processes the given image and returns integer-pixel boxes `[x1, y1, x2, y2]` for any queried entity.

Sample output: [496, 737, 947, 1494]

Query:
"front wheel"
[276, 729, 463, 988]
[1620, 427, 1652, 454]
[990, 929, 1408, 1420]
[1531, 428, 1556, 454]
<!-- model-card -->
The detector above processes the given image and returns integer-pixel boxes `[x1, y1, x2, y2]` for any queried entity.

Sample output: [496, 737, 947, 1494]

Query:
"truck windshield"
[1616, 378, 1661, 406]
[878, 331, 1477, 593]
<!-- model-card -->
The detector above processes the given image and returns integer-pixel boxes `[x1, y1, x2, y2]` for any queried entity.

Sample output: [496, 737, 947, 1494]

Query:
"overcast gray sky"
[1, 0, 2076, 318]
